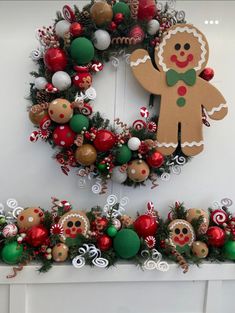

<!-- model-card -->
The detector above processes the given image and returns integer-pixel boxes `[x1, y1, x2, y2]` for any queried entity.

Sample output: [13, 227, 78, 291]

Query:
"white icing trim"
[157, 26, 207, 72]
[130, 55, 151, 67]
[181, 141, 204, 148]
[157, 142, 178, 148]
[207, 103, 227, 116]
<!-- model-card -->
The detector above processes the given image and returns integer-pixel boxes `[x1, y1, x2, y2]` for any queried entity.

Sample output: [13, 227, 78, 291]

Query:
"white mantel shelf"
[1, 262, 235, 284]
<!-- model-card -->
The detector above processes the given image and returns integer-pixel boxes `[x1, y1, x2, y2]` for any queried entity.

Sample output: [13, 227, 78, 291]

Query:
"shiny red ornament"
[93, 130, 116, 152]
[114, 13, 124, 24]
[200, 68, 214, 81]
[44, 48, 67, 72]
[70, 22, 83, 37]
[207, 226, 226, 247]
[53, 125, 76, 148]
[91, 217, 108, 232]
[26, 225, 49, 247]
[108, 21, 117, 31]
[138, 0, 157, 21]
[146, 151, 164, 168]
[97, 234, 112, 251]
[134, 214, 158, 238]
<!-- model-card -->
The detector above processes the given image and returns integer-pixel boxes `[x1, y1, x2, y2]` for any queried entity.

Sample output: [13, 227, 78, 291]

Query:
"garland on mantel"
[28, 0, 216, 193]
[0, 197, 235, 278]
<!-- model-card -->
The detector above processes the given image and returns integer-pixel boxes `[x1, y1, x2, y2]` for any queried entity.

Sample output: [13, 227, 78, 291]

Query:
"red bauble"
[70, 22, 83, 37]
[108, 21, 117, 31]
[200, 68, 214, 81]
[44, 48, 67, 72]
[207, 226, 226, 247]
[53, 125, 76, 148]
[114, 13, 124, 24]
[129, 25, 145, 44]
[93, 130, 116, 152]
[134, 215, 158, 238]
[26, 225, 49, 247]
[138, 0, 157, 21]
[146, 151, 164, 168]
[73, 71, 92, 90]
[97, 234, 112, 251]
[91, 217, 108, 232]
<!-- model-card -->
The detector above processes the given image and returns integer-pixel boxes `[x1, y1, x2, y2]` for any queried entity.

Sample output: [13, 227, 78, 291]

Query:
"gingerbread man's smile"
[170, 53, 194, 68]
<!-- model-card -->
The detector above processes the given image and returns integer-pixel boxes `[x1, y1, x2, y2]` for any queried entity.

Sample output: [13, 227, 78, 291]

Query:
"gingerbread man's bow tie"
[166, 69, 196, 87]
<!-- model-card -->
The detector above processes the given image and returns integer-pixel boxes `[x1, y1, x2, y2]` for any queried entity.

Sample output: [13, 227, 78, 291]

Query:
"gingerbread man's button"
[177, 97, 186, 107]
[177, 86, 187, 96]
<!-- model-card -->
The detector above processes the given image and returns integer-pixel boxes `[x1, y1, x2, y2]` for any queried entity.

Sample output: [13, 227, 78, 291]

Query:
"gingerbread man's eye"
[75, 221, 81, 227]
[182, 228, 188, 234]
[175, 228, 180, 234]
[174, 43, 181, 50]
[67, 221, 73, 227]
[184, 43, 190, 50]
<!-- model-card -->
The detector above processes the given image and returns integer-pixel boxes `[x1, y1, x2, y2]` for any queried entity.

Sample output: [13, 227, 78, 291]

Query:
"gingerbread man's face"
[155, 24, 209, 73]
[168, 219, 195, 249]
[59, 210, 90, 242]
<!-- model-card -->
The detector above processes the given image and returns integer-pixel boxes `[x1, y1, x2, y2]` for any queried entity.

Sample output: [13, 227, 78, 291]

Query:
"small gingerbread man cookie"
[130, 24, 228, 156]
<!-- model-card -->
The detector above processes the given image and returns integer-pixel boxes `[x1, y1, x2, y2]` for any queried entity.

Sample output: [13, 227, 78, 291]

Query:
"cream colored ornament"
[58, 210, 90, 242]
[48, 98, 73, 124]
[52, 243, 69, 262]
[191, 241, 209, 258]
[186, 208, 209, 234]
[17, 207, 44, 231]
[127, 160, 150, 182]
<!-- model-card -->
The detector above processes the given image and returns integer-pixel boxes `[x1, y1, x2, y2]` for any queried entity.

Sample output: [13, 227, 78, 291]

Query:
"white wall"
[0, 2, 235, 313]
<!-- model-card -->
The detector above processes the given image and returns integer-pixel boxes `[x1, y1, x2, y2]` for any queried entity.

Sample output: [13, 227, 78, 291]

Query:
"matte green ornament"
[70, 37, 95, 65]
[1, 241, 23, 265]
[97, 163, 108, 173]
[116, 145, 132, 164]
[107, 225, 118, 237]
[223, 240, 235, 260]
[113, 229, 140, 259]
[69, 114, 89, 133]
[113, 2, 130, 18]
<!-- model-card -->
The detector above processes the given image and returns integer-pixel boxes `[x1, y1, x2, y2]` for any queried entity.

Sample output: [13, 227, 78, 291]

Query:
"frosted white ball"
[55, 20, 71, 38]
[93, 30, 111, 50]
[111, 166, 127, 184]
[147, 19, 160, 35]
[52, 71, 71, 91]
[128, 137, 141, 151]
[34, 77, 47, 90]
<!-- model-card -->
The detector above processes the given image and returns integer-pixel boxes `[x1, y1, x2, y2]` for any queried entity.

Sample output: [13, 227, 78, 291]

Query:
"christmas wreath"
[28, 0, 193, 192]
[0, 197, 235, 278]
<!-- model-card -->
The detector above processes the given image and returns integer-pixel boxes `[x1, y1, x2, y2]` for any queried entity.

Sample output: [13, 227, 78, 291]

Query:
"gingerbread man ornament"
[130, 24, 228, 156]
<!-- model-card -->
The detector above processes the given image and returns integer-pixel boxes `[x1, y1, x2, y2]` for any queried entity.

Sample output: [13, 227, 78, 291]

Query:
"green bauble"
[69, 114, 89, 133]
[223, 240, 235, 260]
[113, 229, 140, 259]
[107, 225, 118, 237]
[116, 145, 132, 164]
[113, 2, 130, 18]
[1, 242, 23, 265]
[97, 163, 108, 173]
[70, 37, 95, 65]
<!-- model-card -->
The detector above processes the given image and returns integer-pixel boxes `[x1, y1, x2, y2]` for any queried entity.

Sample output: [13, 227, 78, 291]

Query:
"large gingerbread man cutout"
[130, 24, 228, 156]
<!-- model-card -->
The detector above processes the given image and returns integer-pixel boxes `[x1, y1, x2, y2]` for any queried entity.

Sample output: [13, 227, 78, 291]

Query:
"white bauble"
[147, 19, 160, 35]
[55, 20, 71, 38]
[34, 77, 48, 90]
[93, 30, 111, 50]
[127, 137, 141, 151]
[52, 71, 71, 91]
[111, 166, 127, 184]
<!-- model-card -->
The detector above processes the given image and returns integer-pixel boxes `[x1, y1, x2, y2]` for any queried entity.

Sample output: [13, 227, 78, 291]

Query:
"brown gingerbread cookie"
[17, 207, 44, 231]
[130, 24, 228, 156]
[58, 210, 90, 242]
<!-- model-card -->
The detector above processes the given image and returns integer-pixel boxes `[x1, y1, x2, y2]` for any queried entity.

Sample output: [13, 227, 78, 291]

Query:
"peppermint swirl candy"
[62, 5, 75, 22]
[132, 119, 146, 130]
[30, 48, 43, 61]
[140, 107, 149, 118]
[211, 209, 228, 225]
[79, 104, 93, 116]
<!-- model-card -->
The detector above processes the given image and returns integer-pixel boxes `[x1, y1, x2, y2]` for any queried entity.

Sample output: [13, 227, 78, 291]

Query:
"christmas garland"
[28, 0, 213, 192]
[0, 197, 235, 278]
